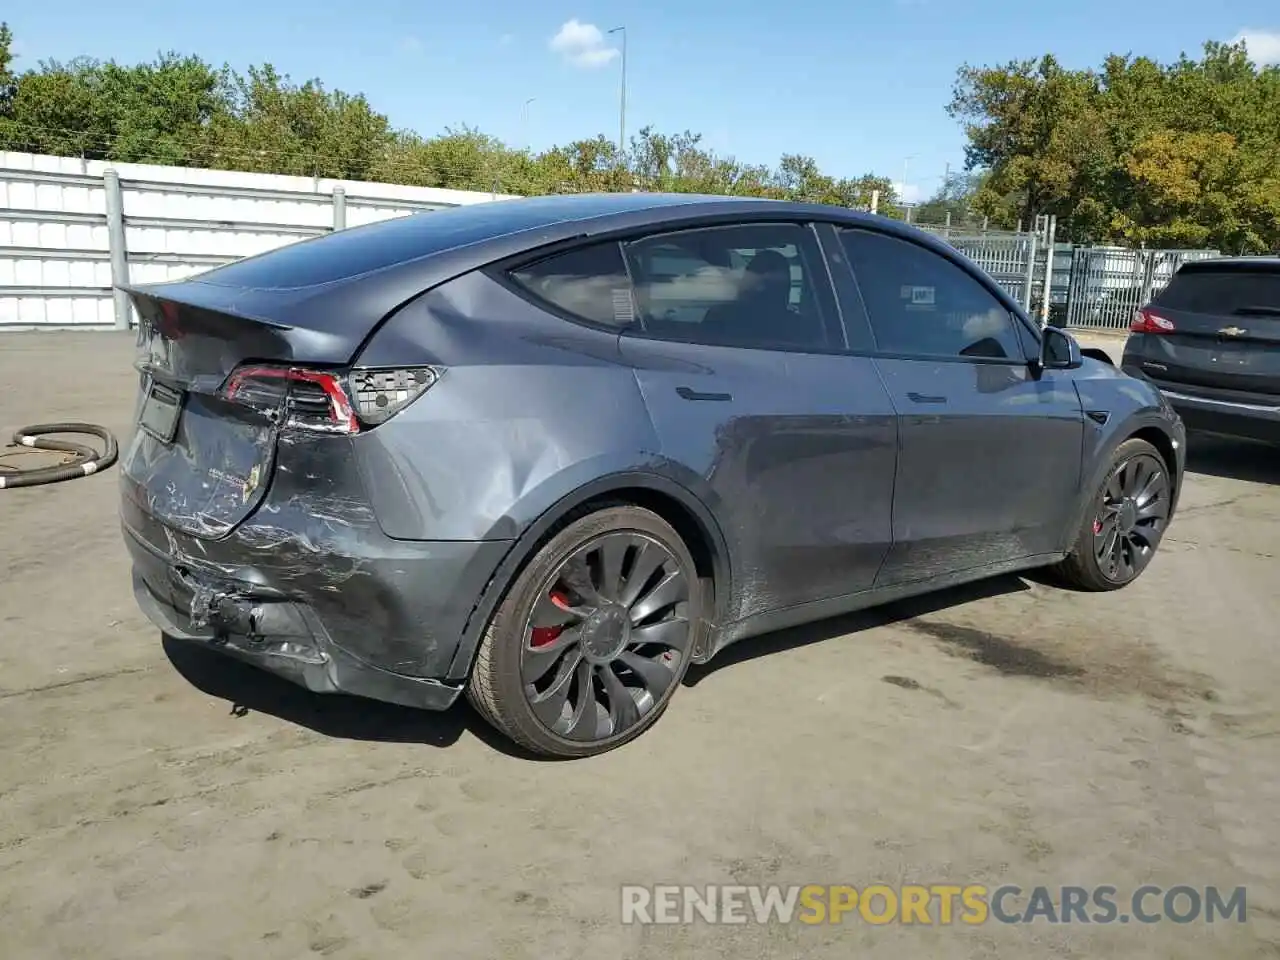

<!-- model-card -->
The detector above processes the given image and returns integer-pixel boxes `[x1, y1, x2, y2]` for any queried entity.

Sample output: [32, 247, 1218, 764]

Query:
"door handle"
[906, 392, 947, 404]
[676, 386, 733, 402]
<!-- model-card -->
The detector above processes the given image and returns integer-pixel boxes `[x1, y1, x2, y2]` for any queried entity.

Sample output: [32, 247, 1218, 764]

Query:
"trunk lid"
[1138, 262, 1280, 396]
[121, 284, 371, 540]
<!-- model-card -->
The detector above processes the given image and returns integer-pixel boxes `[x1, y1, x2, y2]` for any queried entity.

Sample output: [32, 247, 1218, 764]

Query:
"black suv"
[1122, 257, 1280, 443]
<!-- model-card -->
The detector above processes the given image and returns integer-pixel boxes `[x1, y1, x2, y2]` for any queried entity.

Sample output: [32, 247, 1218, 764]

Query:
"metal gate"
[1063, 247, 1221, 330]
[947, 234, 1039, 307]
[922, 214, 1059, 317]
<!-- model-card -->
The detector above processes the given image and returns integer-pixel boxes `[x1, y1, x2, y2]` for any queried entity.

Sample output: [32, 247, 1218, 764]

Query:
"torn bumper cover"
[121, 507, 512, 712]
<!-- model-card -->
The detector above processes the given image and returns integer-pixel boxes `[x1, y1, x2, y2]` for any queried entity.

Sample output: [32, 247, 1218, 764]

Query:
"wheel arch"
[1060, 413, 1183, 555]
[445, 470, 731, 680]
[1130, 425, 1179, 491]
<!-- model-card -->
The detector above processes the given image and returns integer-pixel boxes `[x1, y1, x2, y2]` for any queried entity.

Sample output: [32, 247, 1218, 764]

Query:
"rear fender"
[445, 467, 731, 681]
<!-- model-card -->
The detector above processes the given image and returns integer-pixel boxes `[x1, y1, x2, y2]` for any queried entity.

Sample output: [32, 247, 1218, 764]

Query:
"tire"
[466, 504, 705, 758]
[1053, 438, 1173, 592]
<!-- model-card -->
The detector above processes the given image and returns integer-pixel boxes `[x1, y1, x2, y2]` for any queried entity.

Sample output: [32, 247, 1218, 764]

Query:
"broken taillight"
[220, 364, 438, 434]
[1130, 307, 1176, 334]
[223, 365, 360, 434]
[349, 367, 438, 425]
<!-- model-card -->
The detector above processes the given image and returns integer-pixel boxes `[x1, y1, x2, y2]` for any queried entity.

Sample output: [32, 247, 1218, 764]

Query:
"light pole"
[521, 97, 536, 153]
[900, 154, 916, 222]
[608, 26, 627, 161]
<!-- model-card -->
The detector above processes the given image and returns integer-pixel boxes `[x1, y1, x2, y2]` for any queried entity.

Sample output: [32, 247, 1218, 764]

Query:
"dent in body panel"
[619, 336, 899, 624]
[353, 364, 659, 541]
[353, 270, 659, 542]
[122, 431, 508, 678]
[120, 395, 283, 540]
[871, 358, 1085, 587]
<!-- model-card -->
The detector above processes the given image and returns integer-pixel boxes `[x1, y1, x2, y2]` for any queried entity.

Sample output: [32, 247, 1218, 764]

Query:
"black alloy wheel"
[1091, 451, 1170, 583]
[467, 505, 704, 758]
[521, 531, 691, 740]
[1054, 437, 1173, 592]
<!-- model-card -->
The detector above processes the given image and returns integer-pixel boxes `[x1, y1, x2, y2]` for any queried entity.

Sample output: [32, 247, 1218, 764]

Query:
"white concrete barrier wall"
[0, 151, 518, 329]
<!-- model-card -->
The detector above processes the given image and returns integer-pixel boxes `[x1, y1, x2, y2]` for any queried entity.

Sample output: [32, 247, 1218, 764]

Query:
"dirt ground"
[1, 331, 1278, 959]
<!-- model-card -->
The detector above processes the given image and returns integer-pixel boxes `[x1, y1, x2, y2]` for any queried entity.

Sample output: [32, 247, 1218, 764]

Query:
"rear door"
[608, 221, 899, 621]
[1135, 262, 1280, 397]
[834, 227, 1085, 588]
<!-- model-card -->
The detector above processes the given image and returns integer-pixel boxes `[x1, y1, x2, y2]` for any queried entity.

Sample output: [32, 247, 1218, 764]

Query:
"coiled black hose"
[0, 423, 119, 490]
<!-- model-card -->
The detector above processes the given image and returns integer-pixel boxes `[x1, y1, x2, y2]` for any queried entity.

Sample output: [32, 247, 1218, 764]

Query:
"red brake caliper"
[530, 589, 572, 648]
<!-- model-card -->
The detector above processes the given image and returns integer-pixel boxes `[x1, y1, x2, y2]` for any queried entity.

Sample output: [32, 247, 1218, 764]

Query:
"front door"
[835, 227, 1085, 588]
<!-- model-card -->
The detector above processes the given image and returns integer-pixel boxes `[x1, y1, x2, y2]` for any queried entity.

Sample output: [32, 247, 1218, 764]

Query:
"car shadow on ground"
[1184, 433, 1280, 485]
[162, 575, 1032, 758]
[683, 574, 1030, 686]
[162, 635, 500, 751]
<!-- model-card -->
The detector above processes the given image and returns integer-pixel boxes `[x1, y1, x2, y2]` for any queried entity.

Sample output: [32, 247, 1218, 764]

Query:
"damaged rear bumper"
[131, 566, 462, 710]
[121, 508, 511, 712]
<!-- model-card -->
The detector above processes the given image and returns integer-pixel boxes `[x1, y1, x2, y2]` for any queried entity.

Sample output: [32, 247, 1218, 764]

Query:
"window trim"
[814, 222, 877, 353]
[492, 219, 853, 357]
[833, 224, 1040, 366]
[618, 220, 847, 355]
[497, 239, 641, 335]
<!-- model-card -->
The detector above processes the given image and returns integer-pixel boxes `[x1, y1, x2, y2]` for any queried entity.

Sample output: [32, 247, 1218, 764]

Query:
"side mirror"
[1040, 325, 1083, 370]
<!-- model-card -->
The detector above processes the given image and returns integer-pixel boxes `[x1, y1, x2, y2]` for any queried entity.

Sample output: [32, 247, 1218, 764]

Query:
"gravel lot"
[2, 331, 1277, 959]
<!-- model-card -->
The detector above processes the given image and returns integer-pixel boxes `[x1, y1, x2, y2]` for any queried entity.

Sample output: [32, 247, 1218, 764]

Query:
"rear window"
[1155, 267, 1280, 316]
[192, 201, 558, 290]
[508, 243, 636, 329]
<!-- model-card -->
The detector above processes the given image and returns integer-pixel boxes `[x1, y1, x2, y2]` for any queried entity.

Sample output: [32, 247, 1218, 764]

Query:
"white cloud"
[398, 36, 423, 54]
[549, 19, 620, 69]
[1231, 28, 1280, 65]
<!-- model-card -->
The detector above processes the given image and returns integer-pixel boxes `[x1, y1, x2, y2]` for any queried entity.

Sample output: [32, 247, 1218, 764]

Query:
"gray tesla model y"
[120, 193, 1186, 757]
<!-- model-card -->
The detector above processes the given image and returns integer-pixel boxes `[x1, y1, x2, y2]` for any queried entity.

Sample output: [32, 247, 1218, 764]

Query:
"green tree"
[0, 22, 16, 113]
[949, 54, 1111, 236]
[0, 51, 231, 164]
[949, 40, 1280, 252]
[206, 64, 392, 178]
[912, 170, 988, 226]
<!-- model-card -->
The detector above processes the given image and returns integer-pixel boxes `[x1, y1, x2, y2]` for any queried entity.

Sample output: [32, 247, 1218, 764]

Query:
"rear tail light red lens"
[222, 365, 359, 434]
[221, 364, 439, 434]
[1131, 307, 1176, 334]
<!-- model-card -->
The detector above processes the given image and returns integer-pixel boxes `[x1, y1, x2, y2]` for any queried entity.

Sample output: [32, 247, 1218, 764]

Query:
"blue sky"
[7, 1, 1279, 201]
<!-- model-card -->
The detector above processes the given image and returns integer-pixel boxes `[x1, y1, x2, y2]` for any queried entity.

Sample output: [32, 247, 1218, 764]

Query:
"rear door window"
[1155, 268, 1280, 316]
[621, 223, 834, 351]
[840, 229, 1023, 360]
[507, 242, 637, 329]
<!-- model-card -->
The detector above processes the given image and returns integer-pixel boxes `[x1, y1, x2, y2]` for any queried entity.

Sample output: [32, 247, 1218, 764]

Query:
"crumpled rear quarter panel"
[351, 270, 659, 543]
[120, 426, 509, 678]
